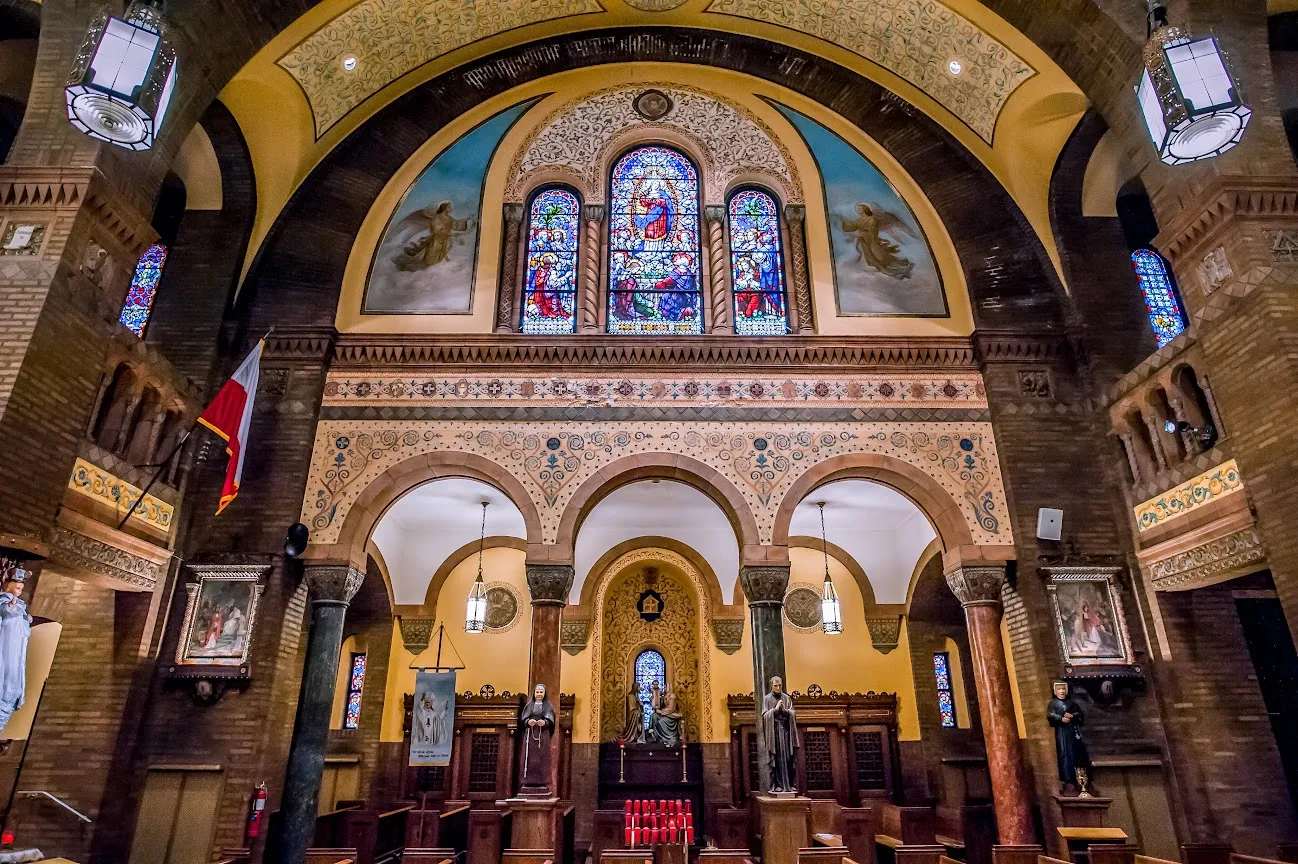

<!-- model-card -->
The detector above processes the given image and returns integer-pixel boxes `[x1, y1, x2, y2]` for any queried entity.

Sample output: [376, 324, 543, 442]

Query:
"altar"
[597, 742, 705, 831]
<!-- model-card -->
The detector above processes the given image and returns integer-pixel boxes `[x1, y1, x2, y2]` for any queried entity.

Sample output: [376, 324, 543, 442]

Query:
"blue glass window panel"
[522, 188, 580, 335]
[120, 242, 167, 337]
[933, 652, 956, 728]
[932, 653, 951, 691]
[344, 653, 366, 729]
[938, 691, 956, 729]
[607, 146, 703, 335]
[729, 189, 789, 336]
[1132, 249, 1186, 348]
[634, 649, 667, 729]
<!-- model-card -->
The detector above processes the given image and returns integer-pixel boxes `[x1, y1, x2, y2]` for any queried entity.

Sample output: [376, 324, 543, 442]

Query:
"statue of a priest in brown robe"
[762, 676, 800, 793]
[519, 683, 556, 797]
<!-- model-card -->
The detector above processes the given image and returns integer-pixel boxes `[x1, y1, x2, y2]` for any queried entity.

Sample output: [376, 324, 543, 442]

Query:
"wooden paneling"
[129, 768, 225, 864]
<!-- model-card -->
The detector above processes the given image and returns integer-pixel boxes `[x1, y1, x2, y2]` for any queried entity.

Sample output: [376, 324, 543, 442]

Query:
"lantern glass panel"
[1166, 39, 1233, 111]
[92, 18, 158, 95]
[1137, 69, 1167, 144]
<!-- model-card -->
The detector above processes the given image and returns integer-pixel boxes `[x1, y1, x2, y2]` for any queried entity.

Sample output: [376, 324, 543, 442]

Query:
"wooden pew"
[876, 804, 941, 864]
[698, 848, 757, 864]
[601, 849, 655, 864]
[504, 850, 555, 864]
[935, 804, 995, 864]
[1088, 844, 1138, 864]
[467, 807, 509, 864]
[1180, 845, 1232, 864]
[1231, 855, 1298, 864]
[991, 844, 1043, 864]
[403, 849, 456, 864]
[304, 850, 358, 864]
[713, 807, 751, 851]
[842, 808, 879, 864]
[801, 844, 850, 864]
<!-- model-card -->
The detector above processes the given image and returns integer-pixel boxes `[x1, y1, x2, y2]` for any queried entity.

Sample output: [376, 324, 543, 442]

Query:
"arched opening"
[1150, 387, 1186, 464]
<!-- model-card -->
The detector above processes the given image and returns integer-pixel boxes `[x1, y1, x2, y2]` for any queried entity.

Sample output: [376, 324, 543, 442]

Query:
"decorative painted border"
[322, 372, 987, 408]
[1134, 459, 1243, 533]
[67, 457, 174, 531]
[1147, 527, 1266, 593]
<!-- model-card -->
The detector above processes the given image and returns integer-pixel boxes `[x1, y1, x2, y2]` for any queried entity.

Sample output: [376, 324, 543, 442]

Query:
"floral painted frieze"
[1134, 459, 1244, 533]
[301, 420, 1010, 547]
[67, 457, 174, 532]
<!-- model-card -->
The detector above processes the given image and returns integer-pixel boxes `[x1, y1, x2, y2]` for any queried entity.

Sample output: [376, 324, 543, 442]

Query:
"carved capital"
[398, 616, 436, 653]
[712, 618, 744, 654]
[560, 619, 589, 655]
[304, 564, 364, 604]
[866, 616, 903, 654]
[704, 204, 726, 225]
[503, 202, 526, 226]
[582, 204, 606, 223]
[740, 565, 791, 605]
[525, 563, 574, 606]
[944, 564, 1006, 607]
[783, 203, 806, 225]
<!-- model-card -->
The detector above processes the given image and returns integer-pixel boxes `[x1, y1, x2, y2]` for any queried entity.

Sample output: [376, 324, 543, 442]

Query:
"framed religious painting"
[1044, 566, 1136, 670]
[173, 565, 267, 674]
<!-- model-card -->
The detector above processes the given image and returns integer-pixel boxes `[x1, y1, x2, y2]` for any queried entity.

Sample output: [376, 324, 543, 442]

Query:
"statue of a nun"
[762, 676, 799, 793]
[0, 568, 30, 736]
[519, 683, 556, 796]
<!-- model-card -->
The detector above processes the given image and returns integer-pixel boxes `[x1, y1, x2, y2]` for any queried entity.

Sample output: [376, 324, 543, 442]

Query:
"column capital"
[944, 563, 1007, 608]
[304, 564, 364, 605]
[582, 203, 605, 222]
[525, 563, 574, 606]
[503, 202, 526, 224]
[704, 204, 726, 225]
[398, 616, 436, 653]
[782, 202, 806, 225]
[740, 564, 790, 605]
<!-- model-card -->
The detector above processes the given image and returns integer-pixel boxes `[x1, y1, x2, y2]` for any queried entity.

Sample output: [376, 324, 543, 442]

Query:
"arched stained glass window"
[344, 652, 366, 729]
[728, 188, 789, 335]
[521, 187, 580, 335]
[120, 242, 167, 338]
[1132, 249, 1186, 348]
[608, 146, 703, 335]
[634, 649, 667, 729]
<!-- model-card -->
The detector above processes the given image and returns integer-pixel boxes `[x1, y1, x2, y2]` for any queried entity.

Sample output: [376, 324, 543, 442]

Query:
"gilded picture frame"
[1045, 566, 1135, 669]
[174, 565, 266, 670]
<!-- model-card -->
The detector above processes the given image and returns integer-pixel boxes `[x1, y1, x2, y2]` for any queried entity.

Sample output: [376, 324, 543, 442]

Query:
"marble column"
[495, 203, 526, 333]
[579, 204, 605, 333]
[280, 564, 365, 864]
[944, 564, 1034, 845]
[525, 563, 574, 796]
[783, 204, 814, 333]
[704, 205, 733, 333]
[740, 564, 790, 794]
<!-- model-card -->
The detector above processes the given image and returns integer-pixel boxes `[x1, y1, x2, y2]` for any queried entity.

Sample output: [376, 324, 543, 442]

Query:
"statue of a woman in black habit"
[1047, 681, 1093, 796]
[519, 683, 556, 797]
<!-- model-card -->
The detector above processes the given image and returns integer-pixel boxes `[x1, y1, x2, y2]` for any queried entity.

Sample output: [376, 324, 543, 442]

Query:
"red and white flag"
[197, 341, 263, 514]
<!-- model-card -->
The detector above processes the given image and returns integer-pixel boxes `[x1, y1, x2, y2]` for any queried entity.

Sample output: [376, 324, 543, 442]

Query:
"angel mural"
[839, 203, 915, 280]
[392, 202, 474, 271]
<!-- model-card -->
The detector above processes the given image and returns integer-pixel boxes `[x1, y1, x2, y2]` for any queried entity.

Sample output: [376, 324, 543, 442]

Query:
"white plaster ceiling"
[788, 480, 936, 604]
[573, 480, 740, 603]
[370, 477, 526, 605]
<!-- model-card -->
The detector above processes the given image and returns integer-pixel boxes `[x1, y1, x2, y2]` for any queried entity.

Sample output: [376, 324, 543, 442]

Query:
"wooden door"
[128, 768, 224, 864]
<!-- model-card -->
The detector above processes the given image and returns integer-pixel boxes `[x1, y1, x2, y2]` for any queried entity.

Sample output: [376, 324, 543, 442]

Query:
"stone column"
[525, 563, 574, 796]
[495, 203, 526, 333]
[944, 564, 1034, 845]
[740, 564, 790, 794]
[704, 205, 733, 333]
[784, 204, 814, 333]
[579, 205, 605, 333]
[280, 564, 365, 864]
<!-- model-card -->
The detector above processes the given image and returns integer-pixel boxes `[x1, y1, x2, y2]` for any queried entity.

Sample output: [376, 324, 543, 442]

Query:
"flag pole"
[116, 423, 197, 531]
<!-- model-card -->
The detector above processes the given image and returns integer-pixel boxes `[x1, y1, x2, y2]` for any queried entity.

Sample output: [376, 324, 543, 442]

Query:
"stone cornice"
[265, 327, 338, 361]
[0, 166, 158, 257]
[972, 331, 1071, 365]
[1155, 177, 1298, 264]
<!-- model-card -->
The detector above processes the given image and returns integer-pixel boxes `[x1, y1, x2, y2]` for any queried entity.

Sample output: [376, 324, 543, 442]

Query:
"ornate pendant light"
[65, 0, 178, 151]
[465, 502, 489, 634]
[818, 502, 842, 635]
[1136, 0, 1250, 165]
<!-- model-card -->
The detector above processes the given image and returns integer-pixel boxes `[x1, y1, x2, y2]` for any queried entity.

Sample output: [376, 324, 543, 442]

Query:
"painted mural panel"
[773, 102, 946, 317]
[364, 99, 538, 314]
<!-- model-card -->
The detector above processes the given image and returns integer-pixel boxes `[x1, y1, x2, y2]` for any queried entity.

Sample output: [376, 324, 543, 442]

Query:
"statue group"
[621, 679, 685, 747]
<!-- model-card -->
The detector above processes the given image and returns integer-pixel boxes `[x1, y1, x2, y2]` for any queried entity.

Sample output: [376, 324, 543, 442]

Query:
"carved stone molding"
[740, 565, 790, 605]
[48, 526, 166, 591]
[525, 563, 574, 606]
[712, 618, 744, 654]
[304, 564, 364, 604]
[1157, 177, 1298, 263]
[398, 616, 436, 653]
[866, 616, 902, 654]
[944, 564, 1006, 607]
[972, 331, 1070, 364]
[1148, 527, 1266, 592]
[264, 327, 338, 361]
[560, 618, 589, 655]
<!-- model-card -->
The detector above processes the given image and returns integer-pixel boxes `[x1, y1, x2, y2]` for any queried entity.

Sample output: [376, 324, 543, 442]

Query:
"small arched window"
[120, 242, 168, 338]
[344, 652, 367, 729]
[634, 649, 667, 729]
[728, 188, 789, 335]
[1132, 249, 1186, 347]
[608, 146, 703, 335]
[521, 187, 581, 335]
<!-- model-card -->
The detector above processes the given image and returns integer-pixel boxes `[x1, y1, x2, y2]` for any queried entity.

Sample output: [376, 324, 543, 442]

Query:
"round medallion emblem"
[783, 585, 823, 631]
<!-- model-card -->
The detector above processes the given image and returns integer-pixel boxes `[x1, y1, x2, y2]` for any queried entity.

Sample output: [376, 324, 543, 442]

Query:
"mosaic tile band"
[67, 457, 174, 531]
[1134, 458, 1243, 532]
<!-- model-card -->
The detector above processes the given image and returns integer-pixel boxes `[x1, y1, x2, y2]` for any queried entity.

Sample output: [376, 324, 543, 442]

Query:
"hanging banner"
[410, 670, 457, 766]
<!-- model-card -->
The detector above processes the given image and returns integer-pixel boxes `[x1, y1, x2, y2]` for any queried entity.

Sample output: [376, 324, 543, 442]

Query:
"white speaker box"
[1037, 507, 1063, 541]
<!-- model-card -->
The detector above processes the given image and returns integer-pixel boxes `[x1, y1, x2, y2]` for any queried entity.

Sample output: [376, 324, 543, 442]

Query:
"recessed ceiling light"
[342, 55, 358, 72]
[947, 59, 963, 76]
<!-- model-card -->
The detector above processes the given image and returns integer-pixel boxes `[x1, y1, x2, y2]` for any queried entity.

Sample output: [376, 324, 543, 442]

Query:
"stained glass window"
[521, 187, 580, 335]
[607, 146, 703, 335]
[120, 242, 167, 338]
[728, 189, 789, 335]
[1132, 249, 1186, 348]
[634, 649, 667, 729]
[933, 653, 956, 728]
[344, 652, 366, 730]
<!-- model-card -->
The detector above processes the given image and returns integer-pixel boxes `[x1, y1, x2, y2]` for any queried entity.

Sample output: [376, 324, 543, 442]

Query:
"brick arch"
[770, 452, 976, 552]
[314, 451, 544, 568]
[553, 453, 761, 556]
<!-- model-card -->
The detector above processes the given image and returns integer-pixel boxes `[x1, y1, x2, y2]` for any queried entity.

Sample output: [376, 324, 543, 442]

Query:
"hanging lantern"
[465, 502, 489, 633]
[1135, 0, 1250, 165]
[65, 0, 178, 151]
[817, 502, 842, 635]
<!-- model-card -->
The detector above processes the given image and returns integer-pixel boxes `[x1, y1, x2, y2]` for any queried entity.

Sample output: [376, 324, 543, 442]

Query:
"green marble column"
[740, 564, 790, 794]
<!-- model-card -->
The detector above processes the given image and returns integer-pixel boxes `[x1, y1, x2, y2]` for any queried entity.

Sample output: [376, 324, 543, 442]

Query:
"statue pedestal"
[757, 794, 811, 864]
[499, 796, 560, 850]
[1053, 795, 1114, 828]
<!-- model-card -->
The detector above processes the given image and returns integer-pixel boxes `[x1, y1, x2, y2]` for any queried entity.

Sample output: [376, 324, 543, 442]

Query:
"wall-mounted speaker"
[1037, 508, 1063, 541]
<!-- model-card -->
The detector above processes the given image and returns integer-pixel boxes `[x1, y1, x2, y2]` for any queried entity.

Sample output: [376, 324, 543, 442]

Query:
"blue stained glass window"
[933, 653, 955, 728]
[344, 652, 366, 729]
[1132, 249, 1186, 348]
[728, 189, 789, 336]
[120, 242, 167, 338]
[522, 187, 580, 335]
[634, 649, 667, 729]
[607, 146, 703, 335]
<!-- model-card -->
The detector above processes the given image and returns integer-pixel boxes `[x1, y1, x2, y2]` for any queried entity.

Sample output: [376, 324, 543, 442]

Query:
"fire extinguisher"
[247, 782, 268, 839]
